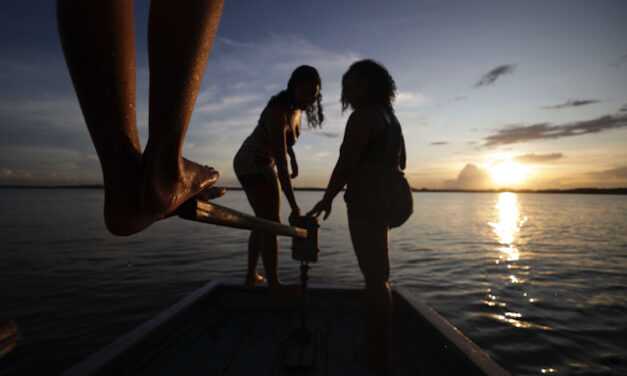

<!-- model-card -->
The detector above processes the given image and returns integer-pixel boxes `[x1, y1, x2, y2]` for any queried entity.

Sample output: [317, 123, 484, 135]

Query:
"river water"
[0, 188, 626, 375]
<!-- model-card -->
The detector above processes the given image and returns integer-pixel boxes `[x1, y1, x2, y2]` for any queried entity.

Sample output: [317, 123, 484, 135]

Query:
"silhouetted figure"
[234, 66, 324, 298]
[57, 0, 225, 236]
[308, 60, 409, 371]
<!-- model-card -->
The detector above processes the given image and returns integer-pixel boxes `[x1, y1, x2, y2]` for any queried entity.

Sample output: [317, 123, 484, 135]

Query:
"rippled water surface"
[1, 188, 626, 375]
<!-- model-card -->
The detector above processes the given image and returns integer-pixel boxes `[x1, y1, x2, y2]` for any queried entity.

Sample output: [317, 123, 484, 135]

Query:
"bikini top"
[256, 108, 299, 147]
[241, 108, 299, 158]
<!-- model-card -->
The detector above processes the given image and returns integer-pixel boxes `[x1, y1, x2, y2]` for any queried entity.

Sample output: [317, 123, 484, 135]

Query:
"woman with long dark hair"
[308, 60, 409, 371]
[234, 65, 323, 297]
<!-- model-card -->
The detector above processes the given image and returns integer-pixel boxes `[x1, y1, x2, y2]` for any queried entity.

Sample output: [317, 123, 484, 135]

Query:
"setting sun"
[488, 160, 529, 186]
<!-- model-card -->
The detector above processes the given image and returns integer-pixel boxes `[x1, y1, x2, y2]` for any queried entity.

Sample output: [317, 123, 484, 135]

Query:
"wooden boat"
[63, 279, 510, 376]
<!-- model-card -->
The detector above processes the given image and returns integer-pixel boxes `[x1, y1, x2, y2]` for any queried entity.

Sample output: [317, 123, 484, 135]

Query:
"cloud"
[443, 164, 492, 190]
[589, 166, 627, 179]
[436, 96, 467, 107]
[212, 33, 362, 76]
[311, 131, 341, 138]
[314, 152, 331, 159]
[395, 91, 427, 108]
[620, 104, 627, 112]
[609, 54, 627, 68]
[474, 64, 516, 88]
[0, 98, 83, 128]
[219, 37, 257, 49]
[0, 168, 14, 178]
[593, 166, 627, 179]
[430, 141, 449, 146]
[542, 99, 600, 109]
[483, 113, 627, 147]
[195, 93, 262, 114]
[513, 153, 563, 163]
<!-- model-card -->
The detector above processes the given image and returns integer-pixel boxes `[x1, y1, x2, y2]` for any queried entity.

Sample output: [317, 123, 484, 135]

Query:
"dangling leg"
[141, 0, 224, 217]
[57, 0, 155, 236]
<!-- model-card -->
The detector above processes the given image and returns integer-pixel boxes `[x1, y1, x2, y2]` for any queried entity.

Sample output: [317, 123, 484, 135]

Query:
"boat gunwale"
[62, 279, 225, 376]
[393, 286, 510, 376]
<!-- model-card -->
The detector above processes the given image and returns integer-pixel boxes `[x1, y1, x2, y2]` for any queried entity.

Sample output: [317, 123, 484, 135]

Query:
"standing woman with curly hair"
[234, 66, 323, 297]
[308, 60, 409, 371]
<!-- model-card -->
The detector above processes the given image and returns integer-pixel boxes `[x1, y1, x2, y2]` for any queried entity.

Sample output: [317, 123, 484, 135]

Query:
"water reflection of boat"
[64, 279, 509, 376]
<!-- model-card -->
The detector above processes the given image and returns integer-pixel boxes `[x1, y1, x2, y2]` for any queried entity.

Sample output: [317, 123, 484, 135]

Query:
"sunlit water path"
[1, 188, 626, 375]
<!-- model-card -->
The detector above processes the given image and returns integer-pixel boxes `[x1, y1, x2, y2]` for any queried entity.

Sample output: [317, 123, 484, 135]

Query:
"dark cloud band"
[514, 153, 563, 163]
[483, 113, 627, 147]
[474, 64, 516, 88]
[542, 99, 600, 109]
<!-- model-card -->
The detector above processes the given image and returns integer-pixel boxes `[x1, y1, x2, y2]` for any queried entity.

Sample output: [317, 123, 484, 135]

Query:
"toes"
[196, 186, 226, 201]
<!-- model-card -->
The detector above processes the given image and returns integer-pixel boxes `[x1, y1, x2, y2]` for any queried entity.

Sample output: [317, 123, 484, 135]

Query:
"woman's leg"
[243, 229, 265, 288]
[242, 179, 281, 285]
[57, 0, 155, 236]
[243, 178, 299, 297]
[348, 215, 392, 370]
[140, 0, 224, 217]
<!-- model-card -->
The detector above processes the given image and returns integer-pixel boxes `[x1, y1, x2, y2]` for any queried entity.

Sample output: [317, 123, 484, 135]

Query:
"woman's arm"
[400, 133, 407, 170]
[265, 107, 300, 221]
[287, 146, 298, 179]
[308, 109, 377, 219]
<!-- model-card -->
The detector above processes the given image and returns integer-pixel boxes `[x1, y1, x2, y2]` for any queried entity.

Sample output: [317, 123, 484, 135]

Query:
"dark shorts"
[233, 149, 277, 189]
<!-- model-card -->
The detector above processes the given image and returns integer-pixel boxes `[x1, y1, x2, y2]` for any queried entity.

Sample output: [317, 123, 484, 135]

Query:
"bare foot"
[268, 283, 301, 300]
[140, 156, 220, 218]
[355, 344, 389, 372]
[244, 273, 267, 289]
[196, 186, 226, 201]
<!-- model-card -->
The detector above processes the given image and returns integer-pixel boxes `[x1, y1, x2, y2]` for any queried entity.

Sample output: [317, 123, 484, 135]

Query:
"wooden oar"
[176, 198, 319, 262]
[177, 198, 307, 238]
[0, 318, 21, 359]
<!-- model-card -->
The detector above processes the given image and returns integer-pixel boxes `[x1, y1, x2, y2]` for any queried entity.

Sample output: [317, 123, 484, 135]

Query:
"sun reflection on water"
[489, 192, 527, 263]
[485, 192, 540, 331]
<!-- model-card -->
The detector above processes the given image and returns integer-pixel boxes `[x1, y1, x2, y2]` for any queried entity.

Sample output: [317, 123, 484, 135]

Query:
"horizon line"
[1, 185, 626, 195]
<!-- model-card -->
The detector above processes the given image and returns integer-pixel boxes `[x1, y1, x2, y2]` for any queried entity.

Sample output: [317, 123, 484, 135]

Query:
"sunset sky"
[1, 1, 626, 189]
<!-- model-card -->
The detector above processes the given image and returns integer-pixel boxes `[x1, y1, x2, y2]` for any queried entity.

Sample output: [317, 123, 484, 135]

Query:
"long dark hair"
[267, 65, 324, 128]
[341, 59, 397, 112]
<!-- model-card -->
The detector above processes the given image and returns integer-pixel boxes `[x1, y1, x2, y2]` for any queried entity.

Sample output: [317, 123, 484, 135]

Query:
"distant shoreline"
[1, 185, 626, 195]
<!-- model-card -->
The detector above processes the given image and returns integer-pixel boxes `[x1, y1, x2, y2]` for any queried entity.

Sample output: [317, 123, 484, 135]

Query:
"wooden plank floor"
[98, 287, 477, 376]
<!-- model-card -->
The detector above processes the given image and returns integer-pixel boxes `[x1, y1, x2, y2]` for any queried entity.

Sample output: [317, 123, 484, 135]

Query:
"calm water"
[0, 188, 626, 375]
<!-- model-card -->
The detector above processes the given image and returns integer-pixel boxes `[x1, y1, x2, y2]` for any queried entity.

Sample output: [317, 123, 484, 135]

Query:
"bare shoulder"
[262, 105, 288, 130]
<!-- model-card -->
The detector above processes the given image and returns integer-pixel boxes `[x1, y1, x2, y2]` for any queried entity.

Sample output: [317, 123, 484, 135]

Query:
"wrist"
[322, 193, 333, 203]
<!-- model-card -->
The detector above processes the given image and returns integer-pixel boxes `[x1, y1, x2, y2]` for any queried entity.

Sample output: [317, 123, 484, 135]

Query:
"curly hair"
[341, 59, 397, 112]
[267, 65, 324, 128]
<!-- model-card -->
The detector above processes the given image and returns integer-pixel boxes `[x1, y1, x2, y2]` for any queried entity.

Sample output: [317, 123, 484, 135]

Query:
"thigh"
[243, 177, 281, 223]
[348, 215, 390, 283]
